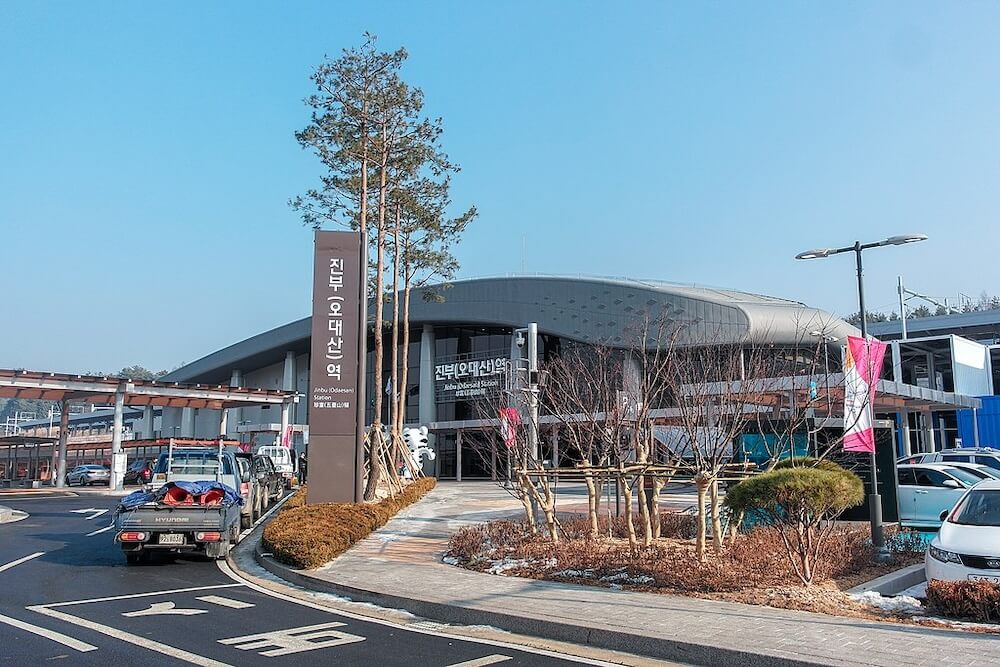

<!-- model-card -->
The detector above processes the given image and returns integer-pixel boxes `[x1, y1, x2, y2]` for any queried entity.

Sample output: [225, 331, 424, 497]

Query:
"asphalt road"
[0, 494, 612, 667]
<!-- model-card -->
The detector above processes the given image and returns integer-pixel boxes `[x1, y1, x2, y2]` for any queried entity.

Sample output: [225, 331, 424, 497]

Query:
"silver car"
[66, 465, 110, 486]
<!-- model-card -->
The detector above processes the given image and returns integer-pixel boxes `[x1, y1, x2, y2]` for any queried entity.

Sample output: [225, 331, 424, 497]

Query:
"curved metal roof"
[164, 275, 857, 383]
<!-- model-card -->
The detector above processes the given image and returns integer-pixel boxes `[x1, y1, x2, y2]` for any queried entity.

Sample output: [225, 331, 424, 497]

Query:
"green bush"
[773, 456, 849, 473]
[262, 477, 436, 569]
[725, 463, 864, 585]
[926, 580, 1000, 622]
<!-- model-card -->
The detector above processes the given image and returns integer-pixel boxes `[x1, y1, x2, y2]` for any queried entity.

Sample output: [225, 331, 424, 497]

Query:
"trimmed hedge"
[926, 580, 1000, 623]
[262, 477, 436, 569]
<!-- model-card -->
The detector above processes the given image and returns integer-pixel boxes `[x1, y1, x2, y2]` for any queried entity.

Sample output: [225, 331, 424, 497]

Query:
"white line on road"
[84, 509, 108, 521]
[28, 604, 231, 667]
[196, 595, 255, 609]
[85, 525, 115, 537]
[0, 612, 98, 653]
[0, 552, 45, 574]
[216, 560, 622, 666]
[447, 655, 513, 667]
[41, 583, 243, 608]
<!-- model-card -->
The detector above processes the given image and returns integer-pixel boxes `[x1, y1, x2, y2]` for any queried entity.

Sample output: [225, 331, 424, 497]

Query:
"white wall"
[952, 335, 993, 396]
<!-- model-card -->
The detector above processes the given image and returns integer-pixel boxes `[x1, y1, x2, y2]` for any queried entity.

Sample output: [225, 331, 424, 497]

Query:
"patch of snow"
[441, 556, 460, 566]
[553, 569, 597, 579]
[600, 572, 655, 585]
[851, 591, 923, 615]
[897, 581, 928, 599]
[487, 558, 535, 574]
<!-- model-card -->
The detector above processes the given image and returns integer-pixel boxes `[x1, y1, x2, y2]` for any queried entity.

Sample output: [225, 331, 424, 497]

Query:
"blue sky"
[2, 2, 998, 372]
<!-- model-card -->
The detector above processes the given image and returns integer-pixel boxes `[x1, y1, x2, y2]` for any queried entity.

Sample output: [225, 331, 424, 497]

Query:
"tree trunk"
[710, 477, 723, 553]
[652, 476, 666, 539]
[695, 476, 708, 561]
[638, 473, 652, 547]
[517, 472, 537, 534]
[583, 469, 599, 538]
[389, 204, 401, 437]
[622, 474, 637, 551]
[398, 282, 412, 436]
[363, 128, 390, 501]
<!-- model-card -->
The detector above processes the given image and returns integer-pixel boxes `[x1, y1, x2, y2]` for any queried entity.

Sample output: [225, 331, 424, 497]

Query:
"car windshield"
[154, 452, 233, 476]
[950, 490, 1000, 527]
[942, 467, 982, 486]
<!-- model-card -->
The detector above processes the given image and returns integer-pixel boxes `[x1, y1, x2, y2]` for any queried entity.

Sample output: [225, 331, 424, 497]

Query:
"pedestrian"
[298, 451, 307, 484]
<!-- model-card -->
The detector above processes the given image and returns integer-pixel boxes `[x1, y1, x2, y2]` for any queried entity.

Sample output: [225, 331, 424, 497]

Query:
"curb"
[847, 563, 926, 596]
[251, 541, 820, 667]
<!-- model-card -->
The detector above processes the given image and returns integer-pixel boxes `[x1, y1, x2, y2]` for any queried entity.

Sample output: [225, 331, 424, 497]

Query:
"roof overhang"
[0, 369, 294, 410]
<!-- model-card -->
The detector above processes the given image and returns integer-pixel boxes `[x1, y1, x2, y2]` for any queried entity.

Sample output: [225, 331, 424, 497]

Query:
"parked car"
[123, 459, 153, 485]
[233, 452, 268, 522]
[253, 454, 283, 505]
[925, 480, 1000, 583]
[257, 446, 296, 489]
[936, 462, 1000, 482]
[66, 465, 111, 486]
[896, 463, 984, 528]
[152, 447, 256, 529]
[899, 447, 1000, 472]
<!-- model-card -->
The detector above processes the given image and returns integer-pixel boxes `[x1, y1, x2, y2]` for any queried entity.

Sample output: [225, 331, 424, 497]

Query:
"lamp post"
[796, 234, 927, 560]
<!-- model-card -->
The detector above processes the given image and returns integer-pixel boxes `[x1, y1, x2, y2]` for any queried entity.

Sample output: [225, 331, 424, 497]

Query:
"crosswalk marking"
[196, 595, 255, 609]
[446, 656, 513, 667]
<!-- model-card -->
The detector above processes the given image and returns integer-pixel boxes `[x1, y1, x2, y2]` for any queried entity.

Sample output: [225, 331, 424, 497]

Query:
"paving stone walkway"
[296, 482, 1000, 666]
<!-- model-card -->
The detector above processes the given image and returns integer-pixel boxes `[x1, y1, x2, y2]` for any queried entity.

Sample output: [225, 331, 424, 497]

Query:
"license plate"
[158, 533, 184, 546]
[969, 574, 1000, 584]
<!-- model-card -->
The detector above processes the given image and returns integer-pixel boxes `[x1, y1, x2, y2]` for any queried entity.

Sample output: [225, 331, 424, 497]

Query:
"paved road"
[0, 495, 611, 667]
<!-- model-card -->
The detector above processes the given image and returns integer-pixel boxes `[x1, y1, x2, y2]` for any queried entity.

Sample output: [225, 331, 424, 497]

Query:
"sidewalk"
[257, 482, 1000, 667]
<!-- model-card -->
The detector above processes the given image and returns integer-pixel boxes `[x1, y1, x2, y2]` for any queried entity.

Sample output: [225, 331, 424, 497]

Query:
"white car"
[896, 463, 983, 529]
[925, 479, 1000, 584]
[899, 447, 1000, 473]
[938, 462, 1000, 482]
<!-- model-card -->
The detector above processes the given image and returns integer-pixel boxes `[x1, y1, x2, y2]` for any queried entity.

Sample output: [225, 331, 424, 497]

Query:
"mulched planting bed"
[264, 477, 436, 569]
[445, 514, 940, 624]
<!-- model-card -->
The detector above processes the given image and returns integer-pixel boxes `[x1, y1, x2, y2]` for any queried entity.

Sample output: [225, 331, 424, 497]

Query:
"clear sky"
[2, 2, 998, 373]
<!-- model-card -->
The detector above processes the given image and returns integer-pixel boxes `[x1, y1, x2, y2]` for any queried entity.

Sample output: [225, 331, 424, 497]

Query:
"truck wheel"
[125, 552, 142, 565]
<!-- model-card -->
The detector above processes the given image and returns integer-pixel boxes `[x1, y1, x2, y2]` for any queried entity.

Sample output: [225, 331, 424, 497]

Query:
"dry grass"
[447, 515, 926, 619]
[927, 580, 1000, 623]
[263, 477, 436, 569]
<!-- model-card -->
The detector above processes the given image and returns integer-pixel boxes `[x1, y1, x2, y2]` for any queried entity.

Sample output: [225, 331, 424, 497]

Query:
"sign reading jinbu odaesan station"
[308, 230, 363, 504]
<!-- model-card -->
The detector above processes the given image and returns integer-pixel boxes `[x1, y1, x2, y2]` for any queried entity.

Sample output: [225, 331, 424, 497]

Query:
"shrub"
[447, 519, 883, 593]
[724, 464, 864, 585]
[263, 477, 436, 569]
[926, 580, 1000, 622]
[773, 456, 849, 473]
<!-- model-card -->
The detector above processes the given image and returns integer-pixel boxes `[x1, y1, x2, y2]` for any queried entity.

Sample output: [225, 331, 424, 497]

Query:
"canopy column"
[55, 399, 70, 488]
[110, 386, 125, 491]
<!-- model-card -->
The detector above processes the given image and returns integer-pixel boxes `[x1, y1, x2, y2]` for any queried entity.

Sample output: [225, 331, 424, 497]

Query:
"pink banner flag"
[843, 335, 888, 453]
[499, 408, 521, 449]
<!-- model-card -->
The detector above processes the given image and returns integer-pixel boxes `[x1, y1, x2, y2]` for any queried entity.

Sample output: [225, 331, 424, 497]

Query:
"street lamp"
[796, 234, 928, 561]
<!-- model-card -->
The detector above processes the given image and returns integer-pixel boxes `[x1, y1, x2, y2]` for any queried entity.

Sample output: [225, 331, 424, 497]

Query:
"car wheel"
[240, 513, 251, 530]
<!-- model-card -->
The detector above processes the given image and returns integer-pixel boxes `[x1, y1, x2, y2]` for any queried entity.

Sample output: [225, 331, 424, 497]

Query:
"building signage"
[435, 355, 509, 401]
[308, 230, 363, 504]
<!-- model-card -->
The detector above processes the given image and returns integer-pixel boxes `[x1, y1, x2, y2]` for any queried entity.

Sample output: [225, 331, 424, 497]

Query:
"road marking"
[0, 612, 98, 653]
[216, 560, 623, 666]
[219, 622, 365, 657]
[196, 595, 254, 609]
[86, 525, 115, 537]
[238, 491, 297, 541]
[0, 551, 45, 574]
[71, 508, 108, 520]
[41, 583, 243, 608]
[28, 605, 232, 667]
[447, 656, 513, 667]
[122, 602, 208, 617]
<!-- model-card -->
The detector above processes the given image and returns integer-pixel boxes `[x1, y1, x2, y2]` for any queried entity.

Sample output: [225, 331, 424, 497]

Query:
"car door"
[896, 468, 918, 523]
[913, 468, 966, 524]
